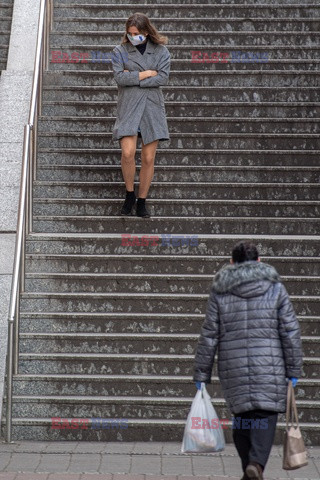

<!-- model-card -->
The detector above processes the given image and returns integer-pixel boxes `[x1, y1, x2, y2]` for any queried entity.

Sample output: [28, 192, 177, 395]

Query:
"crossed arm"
[112, 46, 170, 87]
[123, 69, 158, 81]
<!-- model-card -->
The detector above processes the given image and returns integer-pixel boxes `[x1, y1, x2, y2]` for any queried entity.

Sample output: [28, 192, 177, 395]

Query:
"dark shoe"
[245, 462, 263, 480]
[240, 474, 250, 480]
[136, 198, 150, 218]
[120, 190, 136, 215]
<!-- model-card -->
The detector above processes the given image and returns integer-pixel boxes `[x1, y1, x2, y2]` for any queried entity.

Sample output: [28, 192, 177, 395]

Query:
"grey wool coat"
[193, 261, 303, 414]
[112, 39, 170, 145]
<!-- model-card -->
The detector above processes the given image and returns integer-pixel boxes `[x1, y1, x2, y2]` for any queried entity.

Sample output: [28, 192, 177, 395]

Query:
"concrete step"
[40, 103, 320, 119]
[53, 4, 320, 19]
[0, 18, 12, 31]
[19, 311, 320, 336]
[0, 4, 13, 14]
[41, 85, 320, 103]
[24, 273, 320, 296]
[48, 50, 320, 68]
[15, 351, 224, 375]
[19, 332, 320, 357]
[43, 70, 320, 87]
[54, 0, 319, 5]
[48, 58, 320, 71]
[37, 149, 320, 167]
[37, 132, 320, 150]
[19, 292, 320, 316]
[19, 332, 200, 355]
[24, 234, 320, 257]
[0, 45, 9, 61]
[32, 199, 320, 219]
[13, 374, 224, 398]
[52, 17, 320, 32]
[25, 253, 320, 276]
[38, 116, 320, 134]
[0, 32, 10, 45]
[12, 374, 320, 401]
[48, 45, 320, 60]
[10, 394, 229, 421]
[49, 31, 320, 47]
[32, 181, 320, 201]
[18, 351, 320, 377]
[1, 416, 320, 443]
[35, 165, 320, 183]
[9, 394, 320, 423]
[31, 215, 320, 235]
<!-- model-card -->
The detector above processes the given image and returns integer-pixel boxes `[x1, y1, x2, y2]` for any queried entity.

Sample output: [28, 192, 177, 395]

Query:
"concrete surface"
[0, 441, 318, 480]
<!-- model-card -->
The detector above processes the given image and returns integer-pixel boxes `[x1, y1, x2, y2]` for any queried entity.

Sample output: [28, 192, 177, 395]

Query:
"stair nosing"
[54, 16, 320, 21]
[4, 417, 320, 429]
[45, 68, 320, 73]
[24, 273, 320, 281]
[20, 292, 320, 300]
[38, 114, 320, 121]
[12, 373, 320, 384]
[50, 30, 320, 34]
[33, 181, 320, 187]
[35, 164, 320, 171]
[37, 131, 320, 137]
[31, 199, 320, 204]
[42, 85, 320, 90]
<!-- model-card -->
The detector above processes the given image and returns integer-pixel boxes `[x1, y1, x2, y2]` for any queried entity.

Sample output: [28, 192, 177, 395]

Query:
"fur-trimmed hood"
[212, 261, 281, 297]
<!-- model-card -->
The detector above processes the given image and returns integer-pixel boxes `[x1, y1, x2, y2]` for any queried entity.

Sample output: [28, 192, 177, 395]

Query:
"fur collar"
[212, 261, 281, 294]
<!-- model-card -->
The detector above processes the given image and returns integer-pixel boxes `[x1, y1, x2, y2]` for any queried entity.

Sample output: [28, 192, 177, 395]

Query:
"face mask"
[127, 33, 147, 46]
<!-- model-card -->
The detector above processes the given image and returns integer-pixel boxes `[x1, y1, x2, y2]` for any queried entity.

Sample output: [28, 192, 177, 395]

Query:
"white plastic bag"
[181, 383, 225, 453]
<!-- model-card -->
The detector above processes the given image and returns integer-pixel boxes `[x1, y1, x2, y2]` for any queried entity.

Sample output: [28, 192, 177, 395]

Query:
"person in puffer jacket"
[193, 241, 303, 480]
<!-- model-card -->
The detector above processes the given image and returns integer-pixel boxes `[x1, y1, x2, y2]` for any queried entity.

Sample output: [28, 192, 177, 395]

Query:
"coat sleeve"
[139, 47, 170, 88]
[112, 46, 140, 87]
[193, 287, 220, 383]
[277, 283, 303, 378]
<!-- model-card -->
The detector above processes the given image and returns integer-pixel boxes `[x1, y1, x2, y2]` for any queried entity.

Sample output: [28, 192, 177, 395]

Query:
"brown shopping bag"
[283, 380, 308, 470]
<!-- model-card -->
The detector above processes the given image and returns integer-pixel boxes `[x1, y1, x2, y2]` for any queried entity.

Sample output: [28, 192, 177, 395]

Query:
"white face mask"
[127, 33, 147, 46]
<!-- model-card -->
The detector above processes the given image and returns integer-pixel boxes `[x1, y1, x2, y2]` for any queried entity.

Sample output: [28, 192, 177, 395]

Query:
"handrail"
[5, 0, 53, 443]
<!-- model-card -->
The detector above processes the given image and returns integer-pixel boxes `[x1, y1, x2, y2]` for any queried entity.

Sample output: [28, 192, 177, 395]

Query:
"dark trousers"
[232, 409, 278, 472]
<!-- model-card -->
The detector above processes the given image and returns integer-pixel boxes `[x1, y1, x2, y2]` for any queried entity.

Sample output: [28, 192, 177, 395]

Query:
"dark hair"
[122, 13, 168, 45]
[232, 242, 259, 264]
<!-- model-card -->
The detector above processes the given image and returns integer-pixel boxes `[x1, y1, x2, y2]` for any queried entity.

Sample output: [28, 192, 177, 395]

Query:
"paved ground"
[0, 442, 318, 480]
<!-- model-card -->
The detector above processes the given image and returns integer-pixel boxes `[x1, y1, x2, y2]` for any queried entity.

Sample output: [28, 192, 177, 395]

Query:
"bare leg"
[120, 135, 138, 190]
[139, 139, 159, 198]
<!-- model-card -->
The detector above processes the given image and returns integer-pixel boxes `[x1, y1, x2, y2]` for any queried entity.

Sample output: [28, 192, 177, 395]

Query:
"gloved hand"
[289, 377, 298, 387]
[195, 381, 202, 390]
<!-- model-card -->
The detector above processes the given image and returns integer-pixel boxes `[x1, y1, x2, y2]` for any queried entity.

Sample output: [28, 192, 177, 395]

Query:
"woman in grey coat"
[112, 13, 170, 217]
[193, 242, 303, 480]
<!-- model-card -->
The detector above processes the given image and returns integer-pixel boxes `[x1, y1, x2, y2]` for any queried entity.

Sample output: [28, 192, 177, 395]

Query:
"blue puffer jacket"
[193, 261, 303, 414]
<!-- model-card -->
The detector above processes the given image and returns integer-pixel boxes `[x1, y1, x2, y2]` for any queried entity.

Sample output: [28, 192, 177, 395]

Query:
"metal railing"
[5, 0, 53, 443]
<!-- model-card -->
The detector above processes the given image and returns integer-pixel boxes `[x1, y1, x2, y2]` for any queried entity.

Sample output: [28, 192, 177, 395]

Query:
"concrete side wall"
[0, 0, 41, 433]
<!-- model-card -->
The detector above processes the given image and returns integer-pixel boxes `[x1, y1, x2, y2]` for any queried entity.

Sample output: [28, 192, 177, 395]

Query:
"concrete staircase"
[0, 0, 14, 72]
[3, 0, 320, 444]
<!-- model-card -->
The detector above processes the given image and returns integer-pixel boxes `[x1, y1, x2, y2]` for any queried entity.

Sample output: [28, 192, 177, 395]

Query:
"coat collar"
[124, 38, 157, 69]
[212, 261, 281, 294]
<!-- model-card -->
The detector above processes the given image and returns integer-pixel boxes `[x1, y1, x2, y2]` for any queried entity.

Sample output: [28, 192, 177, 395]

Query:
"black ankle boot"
[136, 198, 150, 218]
[120, 190, 136, 215]
[241, 474, 250, 480]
